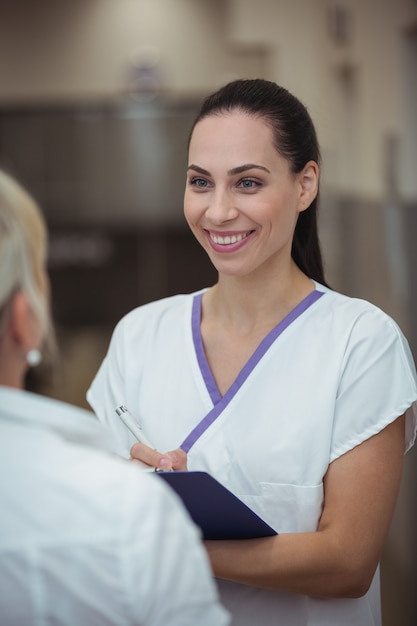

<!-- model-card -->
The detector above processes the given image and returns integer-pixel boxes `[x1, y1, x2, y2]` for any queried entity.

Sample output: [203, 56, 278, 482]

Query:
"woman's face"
[184, 111, 318, 279]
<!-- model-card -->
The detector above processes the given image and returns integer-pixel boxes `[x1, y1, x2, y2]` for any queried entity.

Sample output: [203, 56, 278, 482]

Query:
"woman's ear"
[298, 161, 319, 212]
[9, 290, 40, 353]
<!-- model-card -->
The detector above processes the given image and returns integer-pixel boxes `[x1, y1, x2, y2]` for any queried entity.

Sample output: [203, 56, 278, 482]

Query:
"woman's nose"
[205, 190, 238, 223]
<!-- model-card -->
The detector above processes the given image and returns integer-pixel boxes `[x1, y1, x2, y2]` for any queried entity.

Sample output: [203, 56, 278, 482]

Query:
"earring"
[26, 349, 42, 367]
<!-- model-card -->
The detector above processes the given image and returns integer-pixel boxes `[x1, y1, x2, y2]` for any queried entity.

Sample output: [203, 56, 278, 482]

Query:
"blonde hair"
[0, 169, 52, 347]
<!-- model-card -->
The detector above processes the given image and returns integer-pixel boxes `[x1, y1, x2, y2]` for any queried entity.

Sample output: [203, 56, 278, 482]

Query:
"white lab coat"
[0, 386, 230, 626]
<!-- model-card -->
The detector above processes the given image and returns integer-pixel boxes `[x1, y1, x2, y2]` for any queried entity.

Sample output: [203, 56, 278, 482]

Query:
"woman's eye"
[238, 178, 260, 190]
[189, 177, 210, 189]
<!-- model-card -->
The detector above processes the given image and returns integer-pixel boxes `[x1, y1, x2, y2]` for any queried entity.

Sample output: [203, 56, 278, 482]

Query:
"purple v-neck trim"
[192, 294, 223, 406]
[182, 288, 325, 453]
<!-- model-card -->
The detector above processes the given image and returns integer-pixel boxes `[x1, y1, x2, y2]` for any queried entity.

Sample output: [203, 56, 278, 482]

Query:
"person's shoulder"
[58, 439, 174, 511]
[84, 455, 193, 535]
[316, 283, 401, 333]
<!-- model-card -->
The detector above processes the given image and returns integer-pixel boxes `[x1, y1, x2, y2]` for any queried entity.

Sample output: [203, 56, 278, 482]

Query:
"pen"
[115, 405, 173, 473]
[115, 405, 156, 449]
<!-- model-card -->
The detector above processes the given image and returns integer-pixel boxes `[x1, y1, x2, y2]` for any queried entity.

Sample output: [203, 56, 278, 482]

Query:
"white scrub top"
[88, 283, 417, 626]
[0, 386, 230, 626]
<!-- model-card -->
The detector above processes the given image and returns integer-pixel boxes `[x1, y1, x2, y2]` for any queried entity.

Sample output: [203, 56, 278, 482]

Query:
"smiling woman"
[87, 79, 417, 626]
[184, 111, 319, 280]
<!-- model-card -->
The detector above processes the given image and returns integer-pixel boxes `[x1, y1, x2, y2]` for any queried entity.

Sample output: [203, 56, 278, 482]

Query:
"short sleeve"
[330, 307, 417, 462]
[87, 317, 133, 458]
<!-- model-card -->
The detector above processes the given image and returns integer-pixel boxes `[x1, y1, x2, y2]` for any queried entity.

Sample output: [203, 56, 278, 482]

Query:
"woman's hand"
[130, 442, 188, 472]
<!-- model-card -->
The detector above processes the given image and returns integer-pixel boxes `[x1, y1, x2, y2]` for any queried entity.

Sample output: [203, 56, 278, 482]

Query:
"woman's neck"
[0, 344, 25, 390]
[204, 263, 315, 333]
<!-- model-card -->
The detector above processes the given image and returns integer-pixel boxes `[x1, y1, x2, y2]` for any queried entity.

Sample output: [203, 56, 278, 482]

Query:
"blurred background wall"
[0, 1, 416, 623]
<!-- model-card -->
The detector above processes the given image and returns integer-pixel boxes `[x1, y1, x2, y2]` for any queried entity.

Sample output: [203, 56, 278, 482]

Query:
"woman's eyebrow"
[228, 163, 271, 175]
[187, 163, 270, 176]
[187, 164, 210, 175]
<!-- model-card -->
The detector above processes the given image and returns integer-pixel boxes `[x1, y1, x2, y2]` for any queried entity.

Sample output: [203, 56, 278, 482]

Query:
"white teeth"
[210, 232, 249, 245]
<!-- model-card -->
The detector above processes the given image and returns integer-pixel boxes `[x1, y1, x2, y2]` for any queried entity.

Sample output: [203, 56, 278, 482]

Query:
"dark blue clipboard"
[157, 471, 277, 540]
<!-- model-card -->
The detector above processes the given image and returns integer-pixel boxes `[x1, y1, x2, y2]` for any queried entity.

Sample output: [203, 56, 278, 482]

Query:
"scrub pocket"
[241, 482, 324, 533]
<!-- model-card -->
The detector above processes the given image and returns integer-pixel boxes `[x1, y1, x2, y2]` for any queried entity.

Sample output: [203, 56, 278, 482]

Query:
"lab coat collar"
[0, 385, 115, 454]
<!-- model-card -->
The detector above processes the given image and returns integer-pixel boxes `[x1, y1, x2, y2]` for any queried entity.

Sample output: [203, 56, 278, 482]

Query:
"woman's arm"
[205, 414, 405, 598]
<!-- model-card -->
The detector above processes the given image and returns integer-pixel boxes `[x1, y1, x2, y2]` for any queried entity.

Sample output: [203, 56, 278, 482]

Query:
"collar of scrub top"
[180, 288, 325, 454]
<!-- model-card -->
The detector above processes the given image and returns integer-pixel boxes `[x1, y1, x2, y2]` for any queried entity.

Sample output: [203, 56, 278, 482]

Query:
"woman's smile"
[205, 229, 255, 252]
